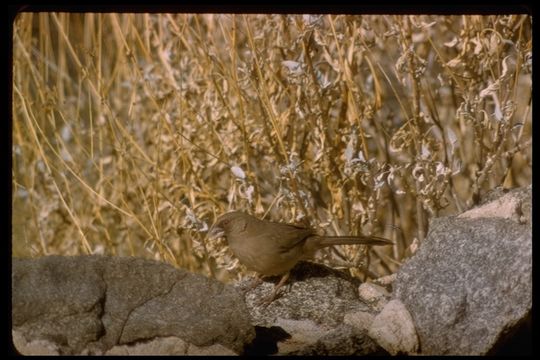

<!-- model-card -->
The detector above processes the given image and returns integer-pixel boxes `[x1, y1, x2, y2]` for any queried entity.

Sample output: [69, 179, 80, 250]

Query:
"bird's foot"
[255, 272, 290, 308]
[256, 289, 282, 308]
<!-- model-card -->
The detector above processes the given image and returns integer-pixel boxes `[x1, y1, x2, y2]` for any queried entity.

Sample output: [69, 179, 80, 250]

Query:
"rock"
[105, 336, 236, 355]
[368, 299, 419, 355]
[458, 186, 531, 223]
[394, 186, 532, 355]
[12, 330, 60, 355]
[291, 323, 382, 355]
[12, 255, 255, 355]
[372, 273, 396, 288]
[273, 318, 328, 354]
[344, 310, 375, 331]
[237, 261, 386, 355]
[268, 318, 382, 356]
[241, 261, 371, 328]
[358, 282, 390, 311]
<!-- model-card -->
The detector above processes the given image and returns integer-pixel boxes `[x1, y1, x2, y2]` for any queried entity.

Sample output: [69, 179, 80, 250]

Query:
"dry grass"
[12, 14, 532, 281]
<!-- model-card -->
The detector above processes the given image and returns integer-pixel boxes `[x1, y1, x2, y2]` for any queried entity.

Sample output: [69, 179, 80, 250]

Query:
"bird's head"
[207, 211, 249, 240]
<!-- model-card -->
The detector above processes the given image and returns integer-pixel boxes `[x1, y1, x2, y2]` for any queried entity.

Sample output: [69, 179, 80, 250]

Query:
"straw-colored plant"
[12, 14, 531, 281]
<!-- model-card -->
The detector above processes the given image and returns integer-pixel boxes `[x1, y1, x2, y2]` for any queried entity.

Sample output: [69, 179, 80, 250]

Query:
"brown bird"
[208, 211, 393, 304]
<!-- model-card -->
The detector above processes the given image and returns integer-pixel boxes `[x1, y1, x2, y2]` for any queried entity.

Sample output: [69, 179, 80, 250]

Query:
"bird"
[208, 210, 393, 304]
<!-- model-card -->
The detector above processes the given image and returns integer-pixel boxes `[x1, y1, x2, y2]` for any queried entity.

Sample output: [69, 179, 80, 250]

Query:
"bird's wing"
[261, 221, 315, 253]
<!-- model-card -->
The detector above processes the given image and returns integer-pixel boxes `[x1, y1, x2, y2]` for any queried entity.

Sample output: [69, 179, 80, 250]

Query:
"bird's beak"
[207, 224, 225, 239]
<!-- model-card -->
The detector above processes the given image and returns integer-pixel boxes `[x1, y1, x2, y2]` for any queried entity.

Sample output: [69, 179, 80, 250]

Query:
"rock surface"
[238, 261, 387, 355]
[105, 336, 237, 355]
[12, 186, 531, 355]
[393, 186, 532, 355]
[12, 255, 255, 355]
[368, 299, 419, 355]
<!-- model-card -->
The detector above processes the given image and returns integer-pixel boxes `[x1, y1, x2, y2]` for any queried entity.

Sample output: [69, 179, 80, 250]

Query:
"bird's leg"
[258, 272, 290, 307]
[272, 272, 290, 298]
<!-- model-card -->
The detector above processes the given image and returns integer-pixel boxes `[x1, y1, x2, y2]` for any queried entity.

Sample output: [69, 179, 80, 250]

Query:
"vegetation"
[12, 14, 532, 281]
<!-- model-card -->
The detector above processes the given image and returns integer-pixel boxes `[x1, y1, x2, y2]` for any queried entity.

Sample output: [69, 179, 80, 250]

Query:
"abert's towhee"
[208, 211, 392, 304]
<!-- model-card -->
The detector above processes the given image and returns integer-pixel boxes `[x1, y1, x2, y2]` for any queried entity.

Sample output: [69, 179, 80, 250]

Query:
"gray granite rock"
[394, 186, 532, 355]
[241, 261, 373, 328]
[294, 323, 382, 355]
[344, 310, 375, 331]
[238, 261, 387, 355]
[105, 336, 237, 355]
[12, 255, 255, 355]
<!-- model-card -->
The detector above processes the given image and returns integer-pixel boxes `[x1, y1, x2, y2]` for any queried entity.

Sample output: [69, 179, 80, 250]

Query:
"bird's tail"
[316, 235, 393, 246]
